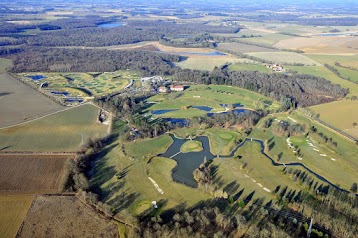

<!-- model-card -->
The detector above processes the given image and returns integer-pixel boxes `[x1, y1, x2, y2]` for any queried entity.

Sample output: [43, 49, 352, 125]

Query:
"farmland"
[0, 58, 12, 73]
[228, 63, 271, 73]
[0, 104, 108, 152]
[305, 54, 358, 68]
[218, 42, 278, 53]
[175, 56, 239, 71]
[246, 52, 320, 66]
[0, 73, 64, 128]
[17, 195, 118, 238]
[145, 84, 279, 118]
[274, 36, 358, 54]
[0, 195, 33, 238]
[286, 65, 358, 97]
[310, 100, 358, 138]
[0, 155, 69, 193]
[18, 70, 137, 97]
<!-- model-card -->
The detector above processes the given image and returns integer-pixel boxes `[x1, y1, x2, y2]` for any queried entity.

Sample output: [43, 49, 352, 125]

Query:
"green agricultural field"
[18, 70, 137, 97]
[247, 52, 320, 66]
[0, 104, 108, 152]
[239, 33, 294, 46]
[0, 58, 12, 73]
[310, 100, 358, 138]
[228, 63, 271, 73]
[175, 56, 240, 71]
[333, 66, 358, 83]
[0, 195, 34, 238]
[146, 85, 279, 118]
[287, 65, 358, 97]
[305, 54, 358, 69]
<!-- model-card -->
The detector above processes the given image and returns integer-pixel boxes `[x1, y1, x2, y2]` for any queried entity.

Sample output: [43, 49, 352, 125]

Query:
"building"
[158, 86, 169, 93]
[170, 85, 185, 92]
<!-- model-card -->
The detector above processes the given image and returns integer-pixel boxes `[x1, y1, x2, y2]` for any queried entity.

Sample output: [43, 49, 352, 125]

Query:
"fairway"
[310, 100, 358, 138]
[247, 52, 320, 66]
[0, 104, 108, 152]
[0, 155, 69, 193]
[0, 195, 33, 238]
[146, 84, 279, 118]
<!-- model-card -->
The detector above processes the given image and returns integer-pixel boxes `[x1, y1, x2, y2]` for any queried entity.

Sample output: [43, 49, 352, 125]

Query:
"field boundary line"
[0, 102, 91, 130]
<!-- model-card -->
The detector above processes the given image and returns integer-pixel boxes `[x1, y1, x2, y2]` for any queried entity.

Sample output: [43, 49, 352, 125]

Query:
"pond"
[27, 75, 47, 81]
[162, 118, 190, 127]
[207, 109, 249, 117]
[65, 98, 83, 103]
[159, 134, 215, 187]
[158, 135, 356, 195]
[152, 109, 178, 115]
[97, 22, 125, 28]
[191, 106, 213, 112]
[51, 91, 70, 96]
[219, 103, 244, 108]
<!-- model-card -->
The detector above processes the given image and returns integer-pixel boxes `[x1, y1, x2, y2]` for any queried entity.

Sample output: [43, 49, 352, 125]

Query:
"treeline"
[324, 64, 357, 84]
[173, 68, 347, 107]
[272, 120, 306, 137]
[310, 126, 338, 148]
[8, 47, 180, 75]
[24, 20, 239, 47]
[192, 110, 264, 129]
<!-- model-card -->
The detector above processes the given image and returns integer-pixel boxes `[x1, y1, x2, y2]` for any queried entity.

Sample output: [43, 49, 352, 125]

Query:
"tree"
[353, 122, 357, 128]
[350, 182, 357, 193]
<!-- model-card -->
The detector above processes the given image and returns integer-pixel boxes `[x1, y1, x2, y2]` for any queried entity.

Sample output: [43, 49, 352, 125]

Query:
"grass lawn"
[0, 58, 12, 73]
[287, 65, 358, 97]
[310, 100, 358, 138]
[175, 56, 240, 71]
[247, 52, 320, 66]
[146, 84, 279, 118]
[180, 140, 203, 153]
[228, 63, 271, 73]
[0, 195, 34, 238]
[0, 104, 108, 152]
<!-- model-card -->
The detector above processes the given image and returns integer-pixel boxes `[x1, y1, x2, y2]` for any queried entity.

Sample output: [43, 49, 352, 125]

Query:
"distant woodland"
[5, 47, 347, 107]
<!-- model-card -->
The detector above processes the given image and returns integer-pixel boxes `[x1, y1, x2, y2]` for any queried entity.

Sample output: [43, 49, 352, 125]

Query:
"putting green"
[219, 133, 233, 140]
[180, 141, 203, 153]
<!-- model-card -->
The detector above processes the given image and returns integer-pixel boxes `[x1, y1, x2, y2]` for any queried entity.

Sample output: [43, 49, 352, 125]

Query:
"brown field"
[0, 73, 64, 128]
[0, 155, 69, 194]
[274, 35, 358, 54]
[18, 195, 118, 238]
[0, 195, 34, 238]
[218, 42, 278, 53]
[310, 100, 358, 138]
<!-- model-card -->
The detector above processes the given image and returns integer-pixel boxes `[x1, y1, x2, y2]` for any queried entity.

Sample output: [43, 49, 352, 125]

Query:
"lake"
[169, 51, 227, 56]
[319, 33, 344, 36]
[97, 22, 125, 28]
